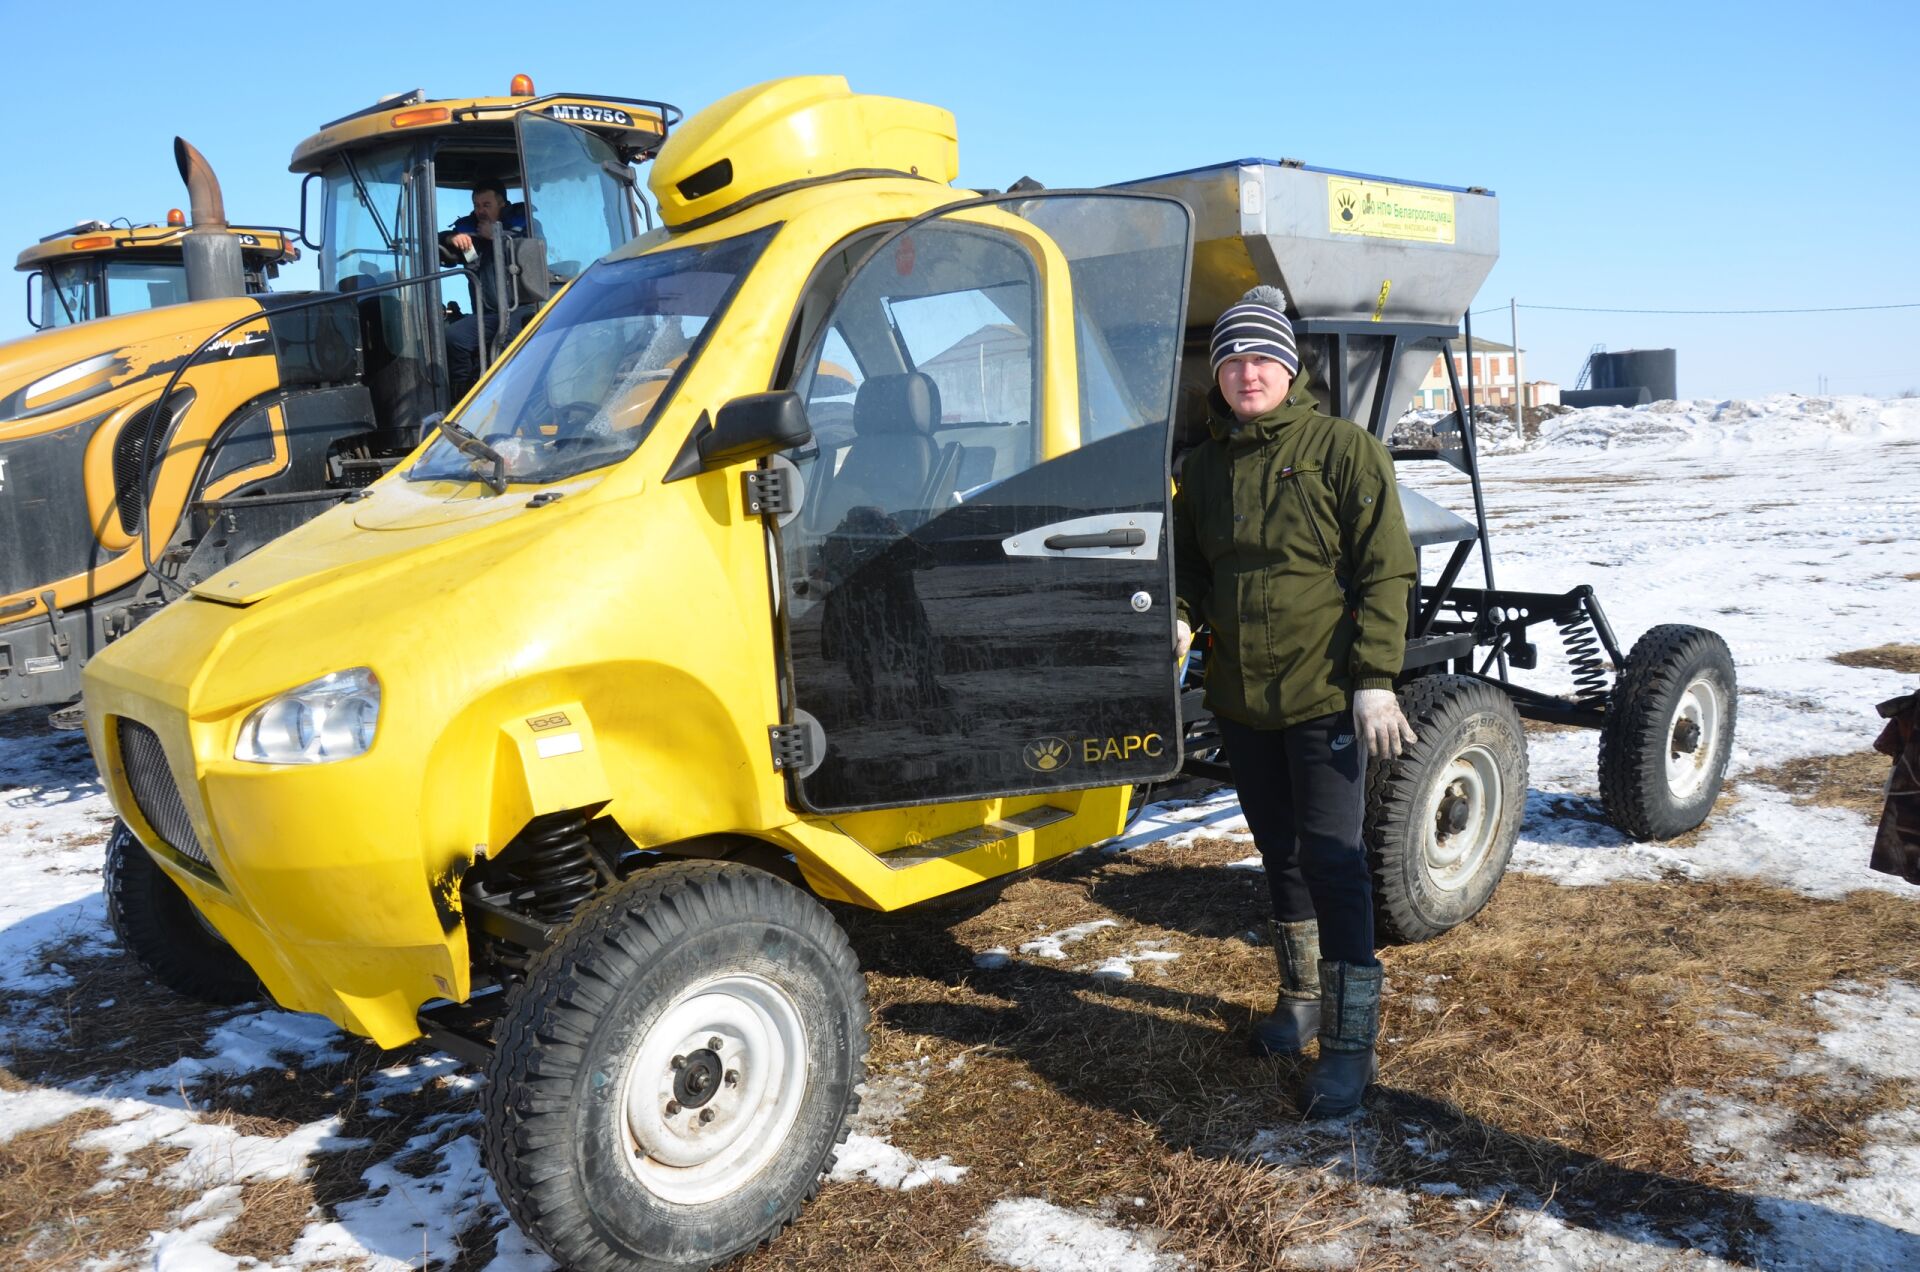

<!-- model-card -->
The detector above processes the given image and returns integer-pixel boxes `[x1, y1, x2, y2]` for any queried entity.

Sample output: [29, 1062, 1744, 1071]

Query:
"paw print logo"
[1022, 737, 1072, 773]
[1336, 191, 1356, 223]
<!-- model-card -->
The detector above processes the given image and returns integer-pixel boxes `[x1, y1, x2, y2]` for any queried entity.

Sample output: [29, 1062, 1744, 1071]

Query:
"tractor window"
[320, 143, 414, 289]
[408, 223, 776, 487]
[103, 262, 190, 315]
[517, 113, 634, 283]
[43, 260, 95, 327]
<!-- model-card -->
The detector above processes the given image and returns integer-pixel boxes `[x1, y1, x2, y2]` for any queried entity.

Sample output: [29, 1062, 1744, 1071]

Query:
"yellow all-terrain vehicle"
[18, 213, 295, 330]
[84, 75, 1734, 1271]
[0, 77, 674, 720]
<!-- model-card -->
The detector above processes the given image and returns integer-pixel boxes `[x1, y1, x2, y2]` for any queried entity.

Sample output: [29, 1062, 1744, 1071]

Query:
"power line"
[1472, 301, 1920, 316]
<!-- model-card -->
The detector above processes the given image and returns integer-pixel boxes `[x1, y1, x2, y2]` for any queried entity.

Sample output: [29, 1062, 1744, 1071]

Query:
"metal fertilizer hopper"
[1116, 159, 1497, 454]
[1107, 157, 1735, 943]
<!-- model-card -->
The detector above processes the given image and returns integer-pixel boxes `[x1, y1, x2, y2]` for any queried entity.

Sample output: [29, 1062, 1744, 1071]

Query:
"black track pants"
[1216, 711, 1376, 966]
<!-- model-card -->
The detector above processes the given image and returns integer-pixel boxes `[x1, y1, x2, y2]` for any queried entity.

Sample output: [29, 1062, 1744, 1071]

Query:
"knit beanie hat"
[1209, 285, 1300, 377]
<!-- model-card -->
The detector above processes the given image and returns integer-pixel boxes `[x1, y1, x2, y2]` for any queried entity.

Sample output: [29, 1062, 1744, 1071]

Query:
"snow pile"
[1533, 393, 1918, 454]
[1394, 392, 1919, 458]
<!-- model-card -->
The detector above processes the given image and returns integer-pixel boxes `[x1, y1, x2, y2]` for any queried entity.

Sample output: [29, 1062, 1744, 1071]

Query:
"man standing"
[1173, 286, 1418, 1117]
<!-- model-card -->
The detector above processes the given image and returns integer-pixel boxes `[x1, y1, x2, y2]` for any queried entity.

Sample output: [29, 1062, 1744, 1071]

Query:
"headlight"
[235, 668, 381, 764]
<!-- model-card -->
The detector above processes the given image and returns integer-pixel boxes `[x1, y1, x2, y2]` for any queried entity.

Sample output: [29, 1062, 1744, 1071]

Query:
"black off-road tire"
[104, 821, 260, 1005]
[483, 860, 868, 1272]
[1365, 676, 1529, 944]
[1599, 624, 1737, 840]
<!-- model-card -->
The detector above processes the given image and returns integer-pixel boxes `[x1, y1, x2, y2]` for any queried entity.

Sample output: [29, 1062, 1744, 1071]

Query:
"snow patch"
[1086, 942, 1181, 980]
[830, 1132, 968, 1190]
[1019, 918, 1118, 961]
[975, 1197, 1183, 1271]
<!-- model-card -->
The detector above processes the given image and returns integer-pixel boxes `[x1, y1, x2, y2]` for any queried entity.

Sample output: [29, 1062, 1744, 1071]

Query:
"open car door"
[772, 193, 1193, 812]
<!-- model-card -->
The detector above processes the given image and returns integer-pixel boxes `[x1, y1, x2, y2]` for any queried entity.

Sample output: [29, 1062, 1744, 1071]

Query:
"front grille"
[116, 718, 209, 866]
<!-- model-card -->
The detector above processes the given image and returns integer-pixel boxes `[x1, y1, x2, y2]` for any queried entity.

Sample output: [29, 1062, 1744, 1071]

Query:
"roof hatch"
[648, 76, 958, 229]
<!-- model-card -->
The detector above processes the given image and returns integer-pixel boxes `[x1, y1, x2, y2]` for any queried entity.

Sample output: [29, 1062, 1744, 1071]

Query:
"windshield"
[320, 142, 415, 289]
[408, 224, 777, 487]
[42, 260, 95, 327]
[104, 261, 190, 314]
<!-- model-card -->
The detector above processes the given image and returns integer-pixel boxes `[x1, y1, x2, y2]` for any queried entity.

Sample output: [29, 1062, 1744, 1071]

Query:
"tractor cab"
[18, 217, 295, 329]
[290, 76, 675, 439]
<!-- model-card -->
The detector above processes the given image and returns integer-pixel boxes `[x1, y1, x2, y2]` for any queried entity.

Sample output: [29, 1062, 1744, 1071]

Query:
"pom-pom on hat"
[1209, 284, 1300, 377]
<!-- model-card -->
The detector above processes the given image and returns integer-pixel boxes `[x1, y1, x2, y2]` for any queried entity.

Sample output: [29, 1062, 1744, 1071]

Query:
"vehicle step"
[876, 805, 1073, 870]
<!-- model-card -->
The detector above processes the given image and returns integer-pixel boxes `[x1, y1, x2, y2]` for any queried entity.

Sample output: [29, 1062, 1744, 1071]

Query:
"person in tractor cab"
[440, 181, 531, 397]
[1172, 286, 1418, 1118]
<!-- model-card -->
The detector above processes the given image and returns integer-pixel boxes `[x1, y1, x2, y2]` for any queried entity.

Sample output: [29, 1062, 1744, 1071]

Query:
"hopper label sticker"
[1327, 178, 1456, 244]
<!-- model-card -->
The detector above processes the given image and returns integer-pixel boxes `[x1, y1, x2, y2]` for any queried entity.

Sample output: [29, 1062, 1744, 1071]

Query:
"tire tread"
[481, 860, 868, 1270]
[104, 823, 260, 1005]
[1598, 625, 1737, 840]
[1366, 676, 1528, 943]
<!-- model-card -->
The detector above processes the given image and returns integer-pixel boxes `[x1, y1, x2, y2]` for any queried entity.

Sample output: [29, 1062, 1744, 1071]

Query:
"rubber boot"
[1251, 919, 1322, 1056]
[1301, 959, 1381, 1119]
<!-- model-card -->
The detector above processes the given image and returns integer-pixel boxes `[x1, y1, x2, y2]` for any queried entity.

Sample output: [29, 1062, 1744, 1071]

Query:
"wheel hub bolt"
[707, 1036, 723, 1051]
[665, 1099, 681, 1116]
[725, 1069, 740, 1087]
[670, 1055, 686, 1070]
[699, 1108, 715, 1124]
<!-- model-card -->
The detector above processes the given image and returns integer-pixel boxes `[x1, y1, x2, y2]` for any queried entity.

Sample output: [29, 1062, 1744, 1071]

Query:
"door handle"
[1002, 512, 1163, 560]
[1043, 528, 1146, 550]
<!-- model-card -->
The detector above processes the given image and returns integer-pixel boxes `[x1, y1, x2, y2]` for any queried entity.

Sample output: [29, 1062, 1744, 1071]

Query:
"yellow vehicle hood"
[190, 476, 597, 606]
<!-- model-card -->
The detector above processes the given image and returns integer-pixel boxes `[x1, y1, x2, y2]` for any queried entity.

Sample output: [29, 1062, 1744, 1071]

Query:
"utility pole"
[1510, 297, 1524, 430]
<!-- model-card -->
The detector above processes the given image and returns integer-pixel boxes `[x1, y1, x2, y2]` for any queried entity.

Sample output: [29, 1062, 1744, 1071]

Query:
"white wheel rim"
[1665, 676, 1722, 801]
[1420, 744, 1503, 892]
[616, 973, 808, 1205]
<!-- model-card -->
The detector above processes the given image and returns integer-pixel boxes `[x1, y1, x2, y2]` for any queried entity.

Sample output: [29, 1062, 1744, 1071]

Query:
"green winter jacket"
[1173, 368, 1417, 730]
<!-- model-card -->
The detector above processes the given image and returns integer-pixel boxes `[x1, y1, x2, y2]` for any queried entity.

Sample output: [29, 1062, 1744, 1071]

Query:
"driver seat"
[809, 372, 941, 527]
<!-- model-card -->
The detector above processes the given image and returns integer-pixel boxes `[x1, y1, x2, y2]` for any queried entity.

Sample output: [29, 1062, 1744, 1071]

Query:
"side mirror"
[698, 391, 812, 471]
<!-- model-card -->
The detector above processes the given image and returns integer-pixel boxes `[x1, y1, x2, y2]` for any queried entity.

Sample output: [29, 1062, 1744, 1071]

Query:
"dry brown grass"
[1745, 751, 1890, 817]
[742, 836, 1920, 1269]
[1832, 644, 1920, 674]
[0, 1110, 191, 1269]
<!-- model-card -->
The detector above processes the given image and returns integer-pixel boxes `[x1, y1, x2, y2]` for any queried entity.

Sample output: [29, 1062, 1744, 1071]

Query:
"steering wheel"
[555, 402, 600, 431]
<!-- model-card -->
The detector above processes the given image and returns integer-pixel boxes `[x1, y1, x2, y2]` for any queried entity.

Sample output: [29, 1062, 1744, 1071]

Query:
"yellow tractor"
[19, 213, 296, 330]
[84, 75, 1734, 1271]
[0, 77, 674, 721]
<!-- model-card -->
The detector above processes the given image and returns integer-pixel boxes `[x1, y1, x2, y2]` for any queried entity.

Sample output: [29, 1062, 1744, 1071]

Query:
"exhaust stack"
[173, 137, 247, 302]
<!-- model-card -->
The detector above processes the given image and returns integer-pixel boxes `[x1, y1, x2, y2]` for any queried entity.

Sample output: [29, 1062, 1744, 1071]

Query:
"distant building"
[1412, 337, 1549, 412]
[1528, 380, 1561, 408]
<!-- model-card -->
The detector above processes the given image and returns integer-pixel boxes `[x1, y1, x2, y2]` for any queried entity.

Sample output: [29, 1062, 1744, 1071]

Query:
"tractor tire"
[104, 820, 260, 1005]
[483, 860, 868, 1272]
[1365, 676, 1529, 944]
[1599, 624, 1737, 840]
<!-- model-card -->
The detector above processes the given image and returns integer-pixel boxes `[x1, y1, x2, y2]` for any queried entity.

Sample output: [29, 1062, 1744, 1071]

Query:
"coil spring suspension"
[513, 815, 599, 924]
[1558, 609, 1613, 708]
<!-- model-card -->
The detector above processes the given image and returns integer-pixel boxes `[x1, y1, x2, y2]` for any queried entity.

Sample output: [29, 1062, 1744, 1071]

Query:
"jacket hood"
[1205, 359, 1326, 443]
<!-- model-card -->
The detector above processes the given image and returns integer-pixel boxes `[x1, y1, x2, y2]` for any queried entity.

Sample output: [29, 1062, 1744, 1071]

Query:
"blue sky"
[4, 0, 1914, 398]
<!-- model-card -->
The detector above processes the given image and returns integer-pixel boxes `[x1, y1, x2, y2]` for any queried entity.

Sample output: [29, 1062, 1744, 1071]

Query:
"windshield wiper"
[427, 412, 507, 494]
[341, 151, 399, 254]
